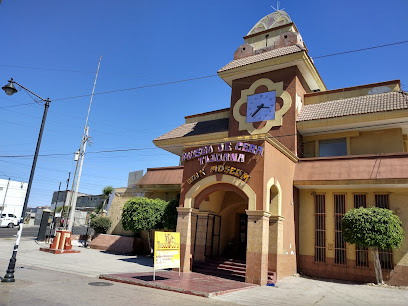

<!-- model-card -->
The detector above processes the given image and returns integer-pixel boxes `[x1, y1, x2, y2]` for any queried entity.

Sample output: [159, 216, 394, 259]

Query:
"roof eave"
[217, 51, 326, 92]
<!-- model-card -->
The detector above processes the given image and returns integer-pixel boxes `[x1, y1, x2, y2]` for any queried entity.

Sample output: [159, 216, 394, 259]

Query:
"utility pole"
[66, 55, 101, 232]
[61, 172, 70, 227]
[1, 178, 10, 216]
[50, 182, 61, 237]
[67, 127, 89, 232]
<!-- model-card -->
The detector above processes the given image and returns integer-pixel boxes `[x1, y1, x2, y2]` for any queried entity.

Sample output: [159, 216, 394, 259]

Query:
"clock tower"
[218, 9, 326, 154]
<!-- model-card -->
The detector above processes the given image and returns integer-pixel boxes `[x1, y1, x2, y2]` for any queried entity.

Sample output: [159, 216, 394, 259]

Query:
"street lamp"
[1, 78, 51, 283]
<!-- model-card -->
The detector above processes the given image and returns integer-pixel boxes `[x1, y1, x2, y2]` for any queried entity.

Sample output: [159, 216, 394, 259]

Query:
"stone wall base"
[89, 234, 149, 254]
[298, 255, 408, 286]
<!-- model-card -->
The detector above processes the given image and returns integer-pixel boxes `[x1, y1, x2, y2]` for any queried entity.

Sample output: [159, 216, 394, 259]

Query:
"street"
[0, 226, 39, 238]
[0, 237, 407, 305]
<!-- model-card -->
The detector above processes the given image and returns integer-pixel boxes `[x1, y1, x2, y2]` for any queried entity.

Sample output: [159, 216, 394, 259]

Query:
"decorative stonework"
[233, 78, 292, 135]
[184, 175, 256, 211]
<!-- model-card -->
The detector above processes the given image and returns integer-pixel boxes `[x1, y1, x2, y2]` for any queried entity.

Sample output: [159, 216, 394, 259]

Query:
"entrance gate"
[193, 214, 221, 260]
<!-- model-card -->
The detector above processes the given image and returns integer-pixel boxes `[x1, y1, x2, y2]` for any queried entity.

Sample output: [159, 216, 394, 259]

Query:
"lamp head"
[2, 80, 18, 96]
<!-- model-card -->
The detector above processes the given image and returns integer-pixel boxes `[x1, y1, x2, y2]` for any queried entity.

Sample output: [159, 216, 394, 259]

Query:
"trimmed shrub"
[162, 199, 179, 231]
[90, 216, 112, 234]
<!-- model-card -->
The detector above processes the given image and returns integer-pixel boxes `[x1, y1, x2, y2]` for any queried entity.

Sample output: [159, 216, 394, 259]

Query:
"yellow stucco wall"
[107, 187, 179, 236]
[350, 128, 403, 155]
[302, 128, 404, 158]
[298, 188, 408, 266]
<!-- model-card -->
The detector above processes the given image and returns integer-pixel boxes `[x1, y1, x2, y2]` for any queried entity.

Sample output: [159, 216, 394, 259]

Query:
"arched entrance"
[180, 175, 257, 280]
[178, 175, 272, 285]
[192, 183, 249, 261]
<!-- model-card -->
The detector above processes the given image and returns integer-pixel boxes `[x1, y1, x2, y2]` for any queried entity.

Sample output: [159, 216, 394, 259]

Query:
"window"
[315, 194, 326, 262]
[319, 138, 347, 157]
[354, 194, 366, 208]
[334, 195, 346, 264]
[375, 194, 389, 209]
[375, 194, 393, 269]
[354, 194, 368, 267]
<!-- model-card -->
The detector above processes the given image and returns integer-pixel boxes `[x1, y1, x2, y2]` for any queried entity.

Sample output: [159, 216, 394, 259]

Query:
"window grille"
[354, 194, 368, 267]
[334, 194, 346, 264]
[314, 194, 326, 262]
[375, 194, 389, 209]
[379, 249, 393, 270]
[375, 194, 392, 269]
[354, 194, 366, 208]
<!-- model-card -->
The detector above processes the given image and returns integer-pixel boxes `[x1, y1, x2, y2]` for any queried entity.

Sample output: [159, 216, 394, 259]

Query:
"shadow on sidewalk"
[116, 255, 153, 267]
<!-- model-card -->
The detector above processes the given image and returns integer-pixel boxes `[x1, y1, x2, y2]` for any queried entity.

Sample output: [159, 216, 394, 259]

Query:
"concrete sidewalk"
[0, 264, 230, 306]
[0, 237, 153, 278]
[1, 238, 407, 305]
[213, 276, 408, 305]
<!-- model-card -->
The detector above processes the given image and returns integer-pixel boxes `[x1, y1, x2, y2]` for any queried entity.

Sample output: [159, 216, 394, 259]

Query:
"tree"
[90, 215, 111, 234]
[99, 186, 114, 215]
[121, 197, 167, 253]
[342, 207, 403, 285]
[55, 206, 68, 213]
[162, 199, 179, 231]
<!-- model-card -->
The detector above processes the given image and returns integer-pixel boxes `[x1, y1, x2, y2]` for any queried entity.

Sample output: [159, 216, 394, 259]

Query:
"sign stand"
[153, 231, 180, 283]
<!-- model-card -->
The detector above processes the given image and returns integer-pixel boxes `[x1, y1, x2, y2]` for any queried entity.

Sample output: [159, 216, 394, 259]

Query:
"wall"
[302, 128, 404, 158]
[107, 187, 179, 236]
[228, 66, 300, 154]
[264, 142, 297, 278]
[0, 179, 28, 218]
[350, 128, 403, 155]
[298, 188, 408, 286]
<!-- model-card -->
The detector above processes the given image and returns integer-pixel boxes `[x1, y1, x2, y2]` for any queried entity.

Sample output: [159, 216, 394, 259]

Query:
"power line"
[1, 113, 407, 159]
[2, 39, 401, 103]
[312, 40, 408, 59]
[1, 39, 407, 80]
[0, 147, 161, 158]
[52, 75, 217, 101]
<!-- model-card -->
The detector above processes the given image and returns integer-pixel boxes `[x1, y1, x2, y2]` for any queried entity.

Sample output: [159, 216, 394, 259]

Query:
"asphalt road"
[0, 225, 39, 238]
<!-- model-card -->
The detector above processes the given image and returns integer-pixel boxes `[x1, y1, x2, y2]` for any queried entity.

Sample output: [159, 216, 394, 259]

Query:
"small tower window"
[265, 34, 269, 47]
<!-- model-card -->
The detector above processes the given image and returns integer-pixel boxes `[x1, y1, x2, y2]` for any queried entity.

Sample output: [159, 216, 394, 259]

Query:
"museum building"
[137, 10, 408, 286]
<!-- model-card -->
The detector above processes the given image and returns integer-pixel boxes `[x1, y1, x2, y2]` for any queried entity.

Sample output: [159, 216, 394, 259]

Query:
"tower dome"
[247, 10, 292, 36]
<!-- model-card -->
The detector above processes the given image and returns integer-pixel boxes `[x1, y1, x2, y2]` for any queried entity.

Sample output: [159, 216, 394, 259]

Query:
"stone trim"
[176, 207, 199, 214]
[184, 175, 256, 211]
[246, 210, 272, 218]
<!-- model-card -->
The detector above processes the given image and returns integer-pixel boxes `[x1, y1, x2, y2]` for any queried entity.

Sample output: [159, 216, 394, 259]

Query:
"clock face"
[246, 91, 276, 123]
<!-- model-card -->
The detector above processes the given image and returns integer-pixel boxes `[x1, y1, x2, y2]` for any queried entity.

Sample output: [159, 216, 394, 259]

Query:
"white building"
[0, 178, 28, 218]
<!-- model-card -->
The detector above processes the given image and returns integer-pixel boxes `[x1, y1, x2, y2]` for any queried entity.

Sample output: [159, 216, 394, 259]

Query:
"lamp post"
[1, 78, 51, 283]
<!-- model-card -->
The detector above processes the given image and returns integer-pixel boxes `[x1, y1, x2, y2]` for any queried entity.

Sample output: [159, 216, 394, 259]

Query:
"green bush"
[90, 216, 112, 234]
[342, 206, 404, 284]
[162, 199, 179, 231]
[342, 206, 403, 249]
[121, 197, 167, 232]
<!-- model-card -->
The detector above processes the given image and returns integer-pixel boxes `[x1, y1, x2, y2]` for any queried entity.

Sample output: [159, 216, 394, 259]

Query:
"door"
[238, 214, 248, 259]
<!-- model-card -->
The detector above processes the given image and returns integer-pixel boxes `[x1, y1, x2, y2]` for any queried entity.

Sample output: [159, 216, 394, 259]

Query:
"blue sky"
[0, 0, 407, 207]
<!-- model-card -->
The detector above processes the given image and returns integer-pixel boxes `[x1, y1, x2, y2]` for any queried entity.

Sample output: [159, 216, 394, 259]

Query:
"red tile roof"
[297, 91, 408, 122]
[154, 118, 229, 141]
[136, 166, 183, 186]
[218, 45, 305, 73]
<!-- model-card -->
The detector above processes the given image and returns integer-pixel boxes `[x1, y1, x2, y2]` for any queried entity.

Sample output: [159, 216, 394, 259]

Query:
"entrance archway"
[184, 175, 256, 264]
[193, 186, 248, 261]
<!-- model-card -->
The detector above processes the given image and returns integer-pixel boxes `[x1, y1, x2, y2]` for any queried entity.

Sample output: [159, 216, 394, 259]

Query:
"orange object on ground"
[40, 230, 80, 254]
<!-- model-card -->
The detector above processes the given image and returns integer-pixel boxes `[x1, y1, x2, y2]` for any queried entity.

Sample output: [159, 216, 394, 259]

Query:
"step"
[193, 258, 277, 283]
[192, 267, 245, 281]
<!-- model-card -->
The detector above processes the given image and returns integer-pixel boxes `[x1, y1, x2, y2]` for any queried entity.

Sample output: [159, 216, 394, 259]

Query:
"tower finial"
[271, 1, 285, 12]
